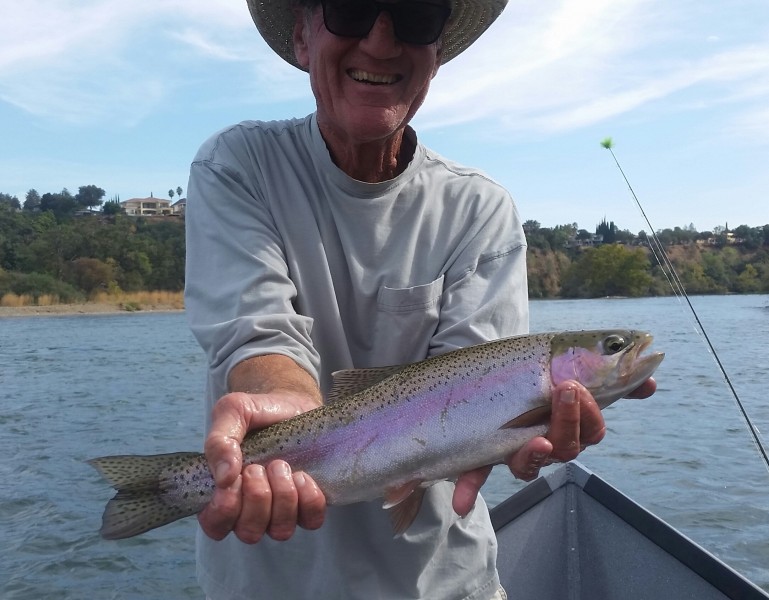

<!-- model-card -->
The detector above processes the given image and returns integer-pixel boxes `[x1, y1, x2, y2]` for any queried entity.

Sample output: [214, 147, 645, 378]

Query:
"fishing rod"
[600, 137, 769, 472]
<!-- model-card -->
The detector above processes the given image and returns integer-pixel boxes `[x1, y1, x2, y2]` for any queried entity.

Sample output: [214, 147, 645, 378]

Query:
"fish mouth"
[625, 333, 664, 376]
[611, 332, 664, 400]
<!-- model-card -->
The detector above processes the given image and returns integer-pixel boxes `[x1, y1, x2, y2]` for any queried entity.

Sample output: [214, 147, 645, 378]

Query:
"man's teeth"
[349, 69, 398, 84]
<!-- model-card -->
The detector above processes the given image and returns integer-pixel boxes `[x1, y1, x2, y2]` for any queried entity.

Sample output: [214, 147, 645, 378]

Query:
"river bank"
[0, 302, 184, 318]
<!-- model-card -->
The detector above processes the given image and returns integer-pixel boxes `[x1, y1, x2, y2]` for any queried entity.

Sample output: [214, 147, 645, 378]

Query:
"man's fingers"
[198, 475, 243, 541]
[546, 385, 582, 462]
[264, 460, 299, 541]
[294, 471, 326, 531]
[506, 436, 553, 481]
[547, 383, 606, 462]
[453, 465, 492, 517]
[233, 464, 273, 544]
[294, 471, 326, 529]
[626, 377, 656, 399]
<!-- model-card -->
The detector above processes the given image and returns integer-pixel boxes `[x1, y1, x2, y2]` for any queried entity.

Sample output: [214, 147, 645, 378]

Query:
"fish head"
[549, 330, 664, 409]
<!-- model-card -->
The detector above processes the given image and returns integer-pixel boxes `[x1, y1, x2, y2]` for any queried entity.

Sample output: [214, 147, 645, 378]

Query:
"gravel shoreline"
[0, 303, 184, 318]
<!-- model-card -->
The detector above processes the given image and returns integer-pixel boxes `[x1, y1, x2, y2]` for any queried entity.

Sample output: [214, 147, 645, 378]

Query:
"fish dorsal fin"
[500, 405, 552, 429]
[384, 482, 426, 536]
[328, 365, 405, 403]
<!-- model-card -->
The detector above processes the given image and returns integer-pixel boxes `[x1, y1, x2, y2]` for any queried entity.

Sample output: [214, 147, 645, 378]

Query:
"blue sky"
[1, 0, 767, 232]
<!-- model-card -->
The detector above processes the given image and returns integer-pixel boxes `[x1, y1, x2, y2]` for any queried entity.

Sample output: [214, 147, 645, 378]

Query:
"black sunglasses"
[320, 0, 451, 46]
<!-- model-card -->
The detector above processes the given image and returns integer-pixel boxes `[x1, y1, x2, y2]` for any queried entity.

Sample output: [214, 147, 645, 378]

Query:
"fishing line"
[601, 138, 769, 472]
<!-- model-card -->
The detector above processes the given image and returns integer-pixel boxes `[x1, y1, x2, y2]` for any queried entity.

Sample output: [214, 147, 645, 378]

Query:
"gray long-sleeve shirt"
[185, 113, 528, 600]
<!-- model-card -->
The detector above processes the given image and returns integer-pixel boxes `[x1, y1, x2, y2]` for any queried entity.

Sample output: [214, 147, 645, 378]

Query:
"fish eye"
[603, 334, 628, 354]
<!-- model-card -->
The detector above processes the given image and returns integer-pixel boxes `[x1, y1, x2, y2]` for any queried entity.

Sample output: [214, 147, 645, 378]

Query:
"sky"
[1, 0, 767, 232]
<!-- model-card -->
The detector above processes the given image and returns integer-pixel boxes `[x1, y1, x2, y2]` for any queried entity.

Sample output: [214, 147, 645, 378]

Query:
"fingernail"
[244, 464, 265, 480]
[215, 461, 230, 481]
[294, 472, 306, 487]
[271, 461, 291, 478]
[560, 388, 576, 404]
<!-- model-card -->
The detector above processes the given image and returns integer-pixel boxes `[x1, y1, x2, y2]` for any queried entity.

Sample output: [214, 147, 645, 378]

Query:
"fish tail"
[88, 452, 202, 540]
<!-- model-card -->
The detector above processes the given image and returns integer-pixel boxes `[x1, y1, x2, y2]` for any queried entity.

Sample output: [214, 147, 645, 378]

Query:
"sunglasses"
[320, 0, 451, 46]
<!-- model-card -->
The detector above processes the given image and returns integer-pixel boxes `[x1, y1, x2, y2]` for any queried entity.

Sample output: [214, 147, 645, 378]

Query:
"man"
[184, 0, 655, 598]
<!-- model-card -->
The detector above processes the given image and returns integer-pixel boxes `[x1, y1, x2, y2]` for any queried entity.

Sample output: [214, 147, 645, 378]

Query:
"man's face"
[293, 1, 443, 145]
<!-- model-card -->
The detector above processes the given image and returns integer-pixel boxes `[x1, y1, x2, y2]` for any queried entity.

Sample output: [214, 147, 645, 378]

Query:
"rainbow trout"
[89, 329, 663, 539]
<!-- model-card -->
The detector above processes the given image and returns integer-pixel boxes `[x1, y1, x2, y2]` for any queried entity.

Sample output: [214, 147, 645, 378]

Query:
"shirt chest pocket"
[374, 275, 444, 363]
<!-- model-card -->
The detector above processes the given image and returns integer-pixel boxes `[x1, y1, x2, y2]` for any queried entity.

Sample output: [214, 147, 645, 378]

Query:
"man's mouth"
[348, 69, 401, 85]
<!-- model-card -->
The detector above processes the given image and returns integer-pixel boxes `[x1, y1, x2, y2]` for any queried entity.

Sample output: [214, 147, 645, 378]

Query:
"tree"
[65, 257, 116, 294]
[24, 189, 41, 211]
[176, 186, 183, 199]
[40, 189, 78, 220]
[102, 200, 123, 215]
[562, 244, 652, 298]
[596, 218, 617, 244]
[168, 189, 175, 201]
[75, 185, 106, 209]
[0, 193, 21, 210]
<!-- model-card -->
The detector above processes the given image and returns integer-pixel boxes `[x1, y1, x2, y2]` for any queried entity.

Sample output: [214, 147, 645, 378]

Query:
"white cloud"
[0, 0, 270, 124]
[418, 0, 769, 142]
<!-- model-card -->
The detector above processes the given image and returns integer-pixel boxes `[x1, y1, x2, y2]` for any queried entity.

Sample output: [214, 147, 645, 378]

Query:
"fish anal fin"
[500, 405, 552, 429]
[328, 365, 405, 403]
[385, 484, 426, 536]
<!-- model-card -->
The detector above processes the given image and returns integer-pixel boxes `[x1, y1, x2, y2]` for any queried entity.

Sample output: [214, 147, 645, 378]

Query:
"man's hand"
[198, 356, 327, 544]
[452, 378, 656, 516]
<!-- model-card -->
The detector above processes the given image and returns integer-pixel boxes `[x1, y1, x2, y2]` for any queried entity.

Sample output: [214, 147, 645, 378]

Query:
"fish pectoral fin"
[500, 405, 552, 429]
[383, 480, 421, 509]
[385, 484, 426, 536]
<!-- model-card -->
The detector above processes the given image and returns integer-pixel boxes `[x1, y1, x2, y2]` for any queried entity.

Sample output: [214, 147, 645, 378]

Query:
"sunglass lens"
[323, 0, 378, 38]
[391, 2, 450, 44]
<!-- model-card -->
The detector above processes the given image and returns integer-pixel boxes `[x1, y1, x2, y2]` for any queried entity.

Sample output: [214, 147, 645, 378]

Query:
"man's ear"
[293, 9, 310, 69]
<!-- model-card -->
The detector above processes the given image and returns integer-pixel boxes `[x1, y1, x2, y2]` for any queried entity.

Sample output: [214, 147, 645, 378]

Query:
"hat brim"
[247, 0, 507, 71]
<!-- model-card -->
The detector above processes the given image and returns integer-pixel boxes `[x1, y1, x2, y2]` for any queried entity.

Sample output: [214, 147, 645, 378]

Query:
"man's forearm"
[227, 354, 323, 411]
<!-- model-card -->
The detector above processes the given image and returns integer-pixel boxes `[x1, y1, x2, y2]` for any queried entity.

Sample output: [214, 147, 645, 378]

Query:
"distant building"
[120, 197, 172, 216]
[171, 198, 186, 216]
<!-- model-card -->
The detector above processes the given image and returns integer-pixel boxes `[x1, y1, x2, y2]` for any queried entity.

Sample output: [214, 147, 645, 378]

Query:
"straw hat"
[247, 0, 508, 71]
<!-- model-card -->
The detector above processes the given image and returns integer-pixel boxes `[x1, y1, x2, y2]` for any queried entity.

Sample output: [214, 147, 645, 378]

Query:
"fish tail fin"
[88, 452, 202, 540]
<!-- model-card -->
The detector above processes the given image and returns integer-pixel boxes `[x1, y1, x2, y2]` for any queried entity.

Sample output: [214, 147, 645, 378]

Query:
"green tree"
[65, 257, 116, 294]
[102, 200, 123, 215]
[176, 186, 183, 198]
[75, 185, 106, 209]
[734, 264, 761, 293]
[0, 193, 21, 210]
[24, 189, 41, 211]
[562, 244, 652, 298]
[596, 218, 617, 244]
[40, 189, 78, 220]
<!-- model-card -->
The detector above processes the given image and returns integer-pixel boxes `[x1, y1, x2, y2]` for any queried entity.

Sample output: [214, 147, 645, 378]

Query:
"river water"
[2, 295, 768, 598]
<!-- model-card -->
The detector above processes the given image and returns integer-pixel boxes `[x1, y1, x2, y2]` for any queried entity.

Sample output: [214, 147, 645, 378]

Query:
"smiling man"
[184, 0, 655, 598]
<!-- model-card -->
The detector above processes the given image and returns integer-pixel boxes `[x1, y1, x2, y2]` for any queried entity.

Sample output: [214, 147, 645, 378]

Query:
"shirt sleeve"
[184, 133, 321, 391]
[429, 191, 529, 357]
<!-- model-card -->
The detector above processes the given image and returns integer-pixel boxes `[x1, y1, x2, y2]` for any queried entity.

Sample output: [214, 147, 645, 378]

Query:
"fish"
[88, 329, 664, 540]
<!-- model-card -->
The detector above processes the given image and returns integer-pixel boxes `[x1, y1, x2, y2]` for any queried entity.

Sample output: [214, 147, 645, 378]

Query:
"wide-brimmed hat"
[247, 0, 508, 71]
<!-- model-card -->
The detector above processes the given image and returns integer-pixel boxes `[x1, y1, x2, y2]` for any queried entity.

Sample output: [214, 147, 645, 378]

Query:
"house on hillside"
[171, 198, 186, 216]
[120, 197, 172, 216]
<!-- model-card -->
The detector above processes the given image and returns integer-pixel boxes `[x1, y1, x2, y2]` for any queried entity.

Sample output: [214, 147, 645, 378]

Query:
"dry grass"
[1, 293, 32, 307]
[0, 290, 184, 311]
[91, 290, 185, 310]
[36, 294, 59, 306]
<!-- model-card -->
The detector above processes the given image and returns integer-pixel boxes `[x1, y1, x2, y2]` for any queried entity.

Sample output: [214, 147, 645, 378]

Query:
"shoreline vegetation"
[0, 290, 185, 318]
[2, 193, 768, 310]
